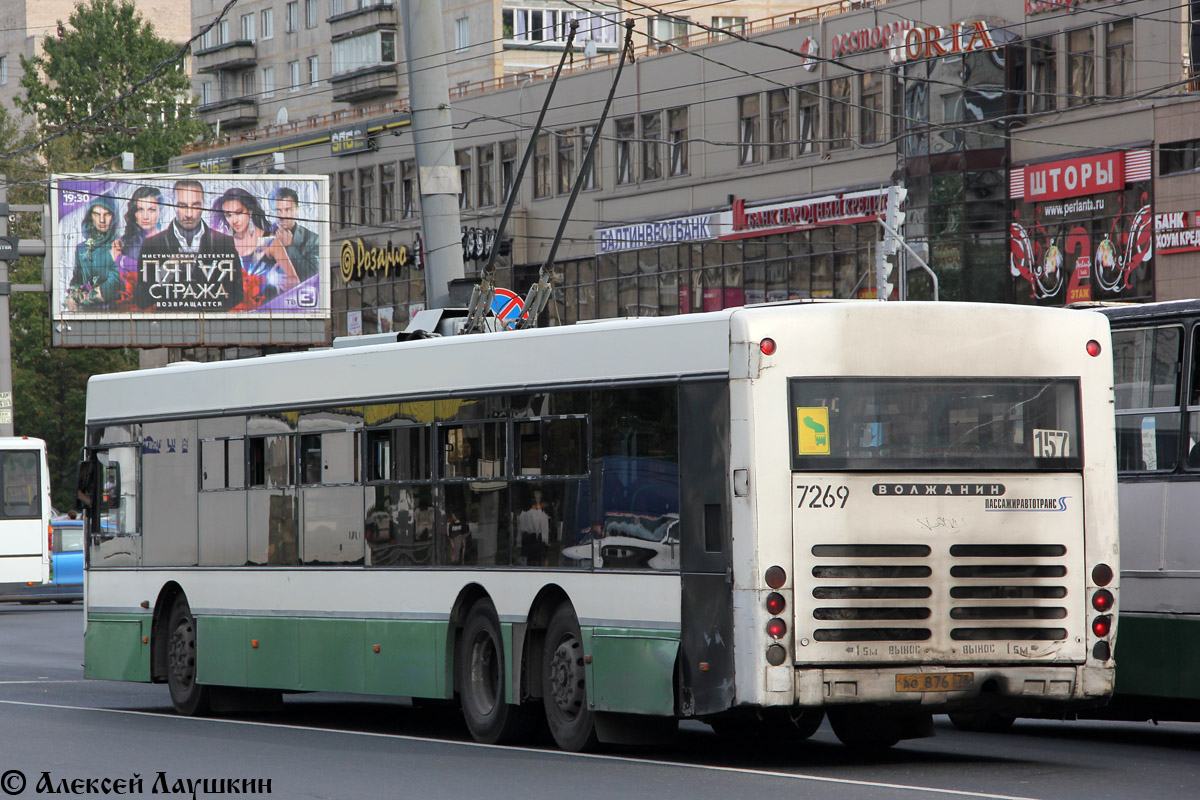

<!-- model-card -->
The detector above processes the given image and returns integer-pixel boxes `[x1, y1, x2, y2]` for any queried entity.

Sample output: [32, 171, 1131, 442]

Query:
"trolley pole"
[401, 0, 464, 309]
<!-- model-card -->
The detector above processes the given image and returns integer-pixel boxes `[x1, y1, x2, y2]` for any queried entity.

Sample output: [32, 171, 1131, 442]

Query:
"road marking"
[0, 699, 1044, 800]
[0, 680, 86, 685]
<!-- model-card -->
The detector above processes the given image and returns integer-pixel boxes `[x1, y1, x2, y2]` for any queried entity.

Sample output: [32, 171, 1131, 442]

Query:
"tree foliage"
[0, 107, 138, 511]
[16, 0, 207, 170]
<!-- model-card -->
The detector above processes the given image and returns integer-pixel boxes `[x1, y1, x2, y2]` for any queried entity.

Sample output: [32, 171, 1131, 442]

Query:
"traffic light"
[876, 184, 908, 300]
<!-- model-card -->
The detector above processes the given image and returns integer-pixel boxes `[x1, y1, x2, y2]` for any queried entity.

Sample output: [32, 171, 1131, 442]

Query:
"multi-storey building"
[172, 0, 1200, 344]
[191, 0, 816, 133]
[0, 0, 190, 124]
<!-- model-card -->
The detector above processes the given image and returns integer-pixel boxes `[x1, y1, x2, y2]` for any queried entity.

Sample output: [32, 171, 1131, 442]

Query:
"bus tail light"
[1091, 563, 1113, 586]
[766, 618, 787, 639]
[760, 338, 777, 356]
[1091, 615, 1112, 638]
[765, 644, 787, 666]
[765, 566, 786, 589]
[765, 592, 786, 616]
[1086, 339, 1102, 357]
[1091, 589, 1114, 612]
[1092, 642, 1111, 661]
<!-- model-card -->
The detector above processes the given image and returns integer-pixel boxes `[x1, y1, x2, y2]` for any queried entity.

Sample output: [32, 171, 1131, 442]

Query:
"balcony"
[195, 40, 257, 74]
[328, 2, 397, 41]
[197, 97, 259, 130]
[330, 65, 399, 104]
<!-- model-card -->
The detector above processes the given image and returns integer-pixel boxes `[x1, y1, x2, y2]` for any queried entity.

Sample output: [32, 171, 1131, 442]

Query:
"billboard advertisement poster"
[51, 174, 330, 320]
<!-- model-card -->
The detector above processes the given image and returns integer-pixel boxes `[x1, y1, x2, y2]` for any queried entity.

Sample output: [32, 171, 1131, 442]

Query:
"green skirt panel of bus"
[1114, 614, 1200, 700]
[84, 613, 152, 683]
[85, 611, 680, 714]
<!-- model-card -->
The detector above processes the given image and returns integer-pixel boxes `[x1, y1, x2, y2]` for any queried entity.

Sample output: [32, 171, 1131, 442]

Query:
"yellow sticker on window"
[796, 407, 830, 455]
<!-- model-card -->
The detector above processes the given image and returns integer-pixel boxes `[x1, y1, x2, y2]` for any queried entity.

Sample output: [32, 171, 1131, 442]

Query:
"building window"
[500, 140, 517, 203]
[308, 55, 319, 87]
[580, 124, 599, 189]
[285, 1, 298, 34]
[828, 77, 852, 150]
[533, 133, 552, 199]
[615, 116, 635, 184]
[557, 129, 576, 194]
[455, 17, 470, 52]
[1067, 27, 1094, 107]
[641, 111, 662, 181]
[219, 18, 230, 44]
[380, 162, 397, 222]
[359, 167, 375, 226]
[261, 8, 274, 39]
[738, 94, 760, 165]
[330, 0, 344, 16]
[288, 60, 301, 91]
[401, 160, 416, 219]
[712, 16, 746, 40]
[767, 89, 790, 160]
[860, 72, 884, 145]
[456, 149, 472, 210]
[798, 85, 820, 155]
[261, 66, 275, 98]
[649, 15, 689, 46]
[240, 12, 255, 41]
[1030, 36, 1057, 113]
[339, 171, 354, 229]
[1160, 138, 1200, 176]
[241, 70, 255, 97]
[1106, 20, 1133, 98]
[333, 31, 396, 75]
[668, 107, 688, 176]
[199, 81, 212, 106]
[0, 55, 8, 86]
[477, 145, 495, 207]
[305, 0, 317, 29]
[503, 8, 619, 45]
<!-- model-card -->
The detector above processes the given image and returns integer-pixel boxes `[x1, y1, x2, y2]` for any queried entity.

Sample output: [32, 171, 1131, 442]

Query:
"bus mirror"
[75, 460, 97, 511]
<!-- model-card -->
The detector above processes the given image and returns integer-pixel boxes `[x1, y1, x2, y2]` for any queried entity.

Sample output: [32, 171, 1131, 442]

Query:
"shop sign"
[595, 212, 718, 255]
[1025, 0, 1100, 16]
[339, 237, 412, 283]
[462, 226, 499, 261]
[900, 21, 998, 62]
[1019, 152, 1124, 203]
[197, 156, 231, 174]
[831, 20, 914, 61]
[718, 189, 887, 240]
[1155, 211, 1200, 254]
[799, 37, 820, 71]
[331, 125, 370, 156]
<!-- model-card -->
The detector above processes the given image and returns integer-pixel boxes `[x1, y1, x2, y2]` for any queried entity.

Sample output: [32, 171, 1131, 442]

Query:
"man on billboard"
[66, 195, 122, 310]
[271, 187, 319, 282]
[135, 179, 243, 311]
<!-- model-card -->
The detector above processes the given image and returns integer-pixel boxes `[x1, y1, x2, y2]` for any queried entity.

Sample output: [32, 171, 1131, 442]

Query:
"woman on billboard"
[214, 187, 300, 309]
[112, 186, 163, 306]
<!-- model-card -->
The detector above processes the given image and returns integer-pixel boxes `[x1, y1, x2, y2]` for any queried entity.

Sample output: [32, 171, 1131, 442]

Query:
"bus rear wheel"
[542, 604, 597, 752]
[166, 595, 210, 716]
[948, 712, 1016, 733]
[458, 599, 528, 744]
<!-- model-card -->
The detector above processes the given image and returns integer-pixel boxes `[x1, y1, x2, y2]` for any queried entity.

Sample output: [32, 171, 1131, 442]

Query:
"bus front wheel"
[166, 595, 210, 716]
[458, 599, 529, 744]
[542, 604, 597, 752]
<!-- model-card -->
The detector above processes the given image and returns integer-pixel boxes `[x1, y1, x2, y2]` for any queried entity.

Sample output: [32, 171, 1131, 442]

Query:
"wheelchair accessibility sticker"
[796, 407, 830, 455]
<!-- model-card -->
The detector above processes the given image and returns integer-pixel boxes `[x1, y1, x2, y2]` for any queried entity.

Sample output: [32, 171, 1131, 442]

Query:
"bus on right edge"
[1092, 301, 1200, 722]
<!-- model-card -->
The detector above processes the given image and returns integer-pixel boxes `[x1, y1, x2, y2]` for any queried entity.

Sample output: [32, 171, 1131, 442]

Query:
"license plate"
[895, 672, 974, 693]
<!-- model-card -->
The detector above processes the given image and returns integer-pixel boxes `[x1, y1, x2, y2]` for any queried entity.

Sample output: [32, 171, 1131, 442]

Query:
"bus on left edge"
[0, 437, 53, 596]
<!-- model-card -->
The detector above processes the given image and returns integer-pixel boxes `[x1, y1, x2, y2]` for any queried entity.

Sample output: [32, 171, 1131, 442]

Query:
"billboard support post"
[0, 177, 12, 436]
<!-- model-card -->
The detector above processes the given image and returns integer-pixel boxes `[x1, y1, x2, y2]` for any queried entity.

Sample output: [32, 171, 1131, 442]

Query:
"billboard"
[50, 174, 331, 347]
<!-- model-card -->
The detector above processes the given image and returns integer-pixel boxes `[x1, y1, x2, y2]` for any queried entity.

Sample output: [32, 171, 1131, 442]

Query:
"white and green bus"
[0, 437, 52, 595]
[79, 301, 1119, 749]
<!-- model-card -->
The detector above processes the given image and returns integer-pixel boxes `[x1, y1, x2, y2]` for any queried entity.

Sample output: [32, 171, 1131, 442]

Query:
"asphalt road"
[1, 603, 1197, 800]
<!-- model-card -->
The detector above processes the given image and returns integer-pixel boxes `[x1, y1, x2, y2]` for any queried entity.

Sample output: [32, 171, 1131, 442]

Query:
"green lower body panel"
[1114, 614, 1200, 700]
[84, 613, 152, 682]
[196, 615, 449, 698]
[584, 627, 679, 716]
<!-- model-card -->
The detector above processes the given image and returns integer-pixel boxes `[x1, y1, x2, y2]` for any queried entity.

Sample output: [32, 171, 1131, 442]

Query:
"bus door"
[678, 382, 734, 716]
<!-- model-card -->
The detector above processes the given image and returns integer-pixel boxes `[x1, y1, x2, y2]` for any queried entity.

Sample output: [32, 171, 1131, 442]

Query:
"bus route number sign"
[1033, 428, 1070, 458]
[895, 672, 974, 693]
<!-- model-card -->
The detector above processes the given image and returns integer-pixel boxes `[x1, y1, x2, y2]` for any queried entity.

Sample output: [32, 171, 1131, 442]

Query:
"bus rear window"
[789, 378, 1082, 471]
[0, 450, 41, 520]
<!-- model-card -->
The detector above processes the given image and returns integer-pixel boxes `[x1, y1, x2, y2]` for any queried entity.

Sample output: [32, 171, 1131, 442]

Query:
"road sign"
[491, 288, 526, 330]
